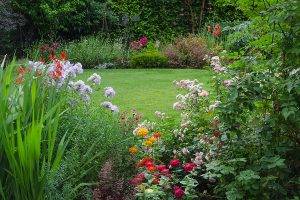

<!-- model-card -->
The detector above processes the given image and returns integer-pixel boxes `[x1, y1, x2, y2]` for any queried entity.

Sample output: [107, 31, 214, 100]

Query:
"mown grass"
[78, 69, 213, 120]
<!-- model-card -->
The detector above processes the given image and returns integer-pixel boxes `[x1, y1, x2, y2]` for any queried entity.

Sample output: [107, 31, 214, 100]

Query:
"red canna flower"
[17, 67, 24, 75]
[153, 132, 161, 138]
[60, 51, 67, 61]
[39, 57, 46, 63]
[16, 77, 24, 84]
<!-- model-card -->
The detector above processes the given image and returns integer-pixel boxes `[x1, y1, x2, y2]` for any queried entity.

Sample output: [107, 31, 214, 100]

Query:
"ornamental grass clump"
[0, 57, 71, 200]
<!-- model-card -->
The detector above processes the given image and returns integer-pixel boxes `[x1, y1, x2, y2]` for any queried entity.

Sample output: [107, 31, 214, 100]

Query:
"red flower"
[60, 51, 67, 61]
[161, 169, 170, 175]
[215, 24, 219, 29]
[157, 165, 166, 171]
[170, 159, 180, 167]
[131, 177, 143, 185]
[174, 186, 185, 199]
[145, 161, 154, 167]
[26, 68, 31, 73]
[165, 173, 172, 178]
[17, 67, 24, 75]
[39, 57, 46, 63]
[153, 132, 161, 138]
[213, 130, 221, 137]
[213, 28, 221, 37]
[138, 173, 145, 180]
[153, 178, 159, 184]
[16, 77, 24, 84]
[139, 157, 153, 166]
[154, 173, 160, 177]
[139, 36, 147, 46]
[38, 72, 42, 77]
[49, 54, 54, 60]
[183, 163, 195, 172]
[147, 166, 156, 172]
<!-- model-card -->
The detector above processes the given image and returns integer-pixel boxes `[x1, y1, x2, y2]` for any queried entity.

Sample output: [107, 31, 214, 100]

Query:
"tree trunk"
[198, 0, 206, 32]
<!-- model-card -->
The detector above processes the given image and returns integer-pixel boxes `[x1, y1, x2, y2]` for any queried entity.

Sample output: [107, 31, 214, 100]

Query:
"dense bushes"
[130, 50, 168, 68]
[65, 35, 123, 68]
[164, 36, 209, 68]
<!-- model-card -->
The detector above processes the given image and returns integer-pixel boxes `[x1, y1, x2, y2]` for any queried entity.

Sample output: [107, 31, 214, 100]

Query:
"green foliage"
[0, 58, 70, 200]
[46, 104, 129, 200]
[65, 35, 124, 68]
[130, 50, 168, 68]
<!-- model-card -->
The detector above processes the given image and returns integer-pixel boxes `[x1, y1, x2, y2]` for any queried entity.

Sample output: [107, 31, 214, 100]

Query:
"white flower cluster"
[154, 111, 168, 119]
[192, 152, 204, 167]
[68, 80, 93, 103]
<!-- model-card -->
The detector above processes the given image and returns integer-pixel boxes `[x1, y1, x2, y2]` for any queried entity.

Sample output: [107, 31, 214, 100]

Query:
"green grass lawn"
[79, 69, 213, 120]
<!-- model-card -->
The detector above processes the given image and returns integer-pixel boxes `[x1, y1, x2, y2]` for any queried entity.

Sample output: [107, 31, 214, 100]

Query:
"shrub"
[130, 50, 168, 68]
[65, 35, 124, 68]
[164, 36, 209, 68]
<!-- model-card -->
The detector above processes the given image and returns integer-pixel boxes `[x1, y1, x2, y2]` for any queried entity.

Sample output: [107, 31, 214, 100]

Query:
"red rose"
[213, 130, 221, 137]
[153, 178, 159, 184]
[184, 162, 194, 172]
[174, 186, 185, 198]
[157, 165, 166, 171]
[170, 159, 180, 167]
[161, 169, 170, 175]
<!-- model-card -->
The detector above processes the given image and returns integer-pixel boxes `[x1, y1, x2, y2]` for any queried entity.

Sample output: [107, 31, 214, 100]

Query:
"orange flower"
[26, 68, 31, 73]
[60, 51, 67, 61]
[49, 54, 54, 60]
[129, 147, 137, 153]
[153, 132, 161, 138]
[38, 72, 42, 77]
[147, 165, 156, 172]
[16, 77, 24, 84]
[17, 67, 24, 75]
[213, 28, 221, 37]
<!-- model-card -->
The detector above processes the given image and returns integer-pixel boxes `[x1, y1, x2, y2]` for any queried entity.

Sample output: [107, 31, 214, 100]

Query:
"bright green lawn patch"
[79, 69, 213, 120]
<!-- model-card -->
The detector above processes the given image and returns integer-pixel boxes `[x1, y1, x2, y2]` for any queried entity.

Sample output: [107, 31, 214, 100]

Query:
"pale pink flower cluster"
[213, 64, 225, 73]
[223, 79, 233, 87]
[104, 87, 116, 98]
[192, 152, 205, 167]
[154, 111, 167, 119]
[88, 73, 101, 85]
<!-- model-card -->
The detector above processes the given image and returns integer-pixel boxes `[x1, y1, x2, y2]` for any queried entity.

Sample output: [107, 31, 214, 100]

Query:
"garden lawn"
[79, 69, 213, 120]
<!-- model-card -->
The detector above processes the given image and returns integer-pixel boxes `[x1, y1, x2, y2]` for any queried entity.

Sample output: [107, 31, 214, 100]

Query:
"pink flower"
[170, 159, 180, 167]
[157, 165, 167, 171]
[145, 161, 154, 167]
[161, 169, 170, 174]
[213, 64, 225, 73]
[223, 80, 233, 87]
[198, 90, 209, 97]
[215, 24, 219, 29]
[174, 186, 185, 199]
[139, 36, 147, 46]
[131, 177, 143, 185]
[184, 162, 195, 172]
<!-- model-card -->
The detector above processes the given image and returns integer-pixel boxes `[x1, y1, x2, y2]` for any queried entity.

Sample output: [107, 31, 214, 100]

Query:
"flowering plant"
[130, 36, 148, 51]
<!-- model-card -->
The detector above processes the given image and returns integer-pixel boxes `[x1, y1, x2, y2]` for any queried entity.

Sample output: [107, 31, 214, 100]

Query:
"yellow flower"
[137, 128, 148, 137]
[144, 140, 153, 147]
[148, 137, 157, 143]
[129, 147, 137, 153]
